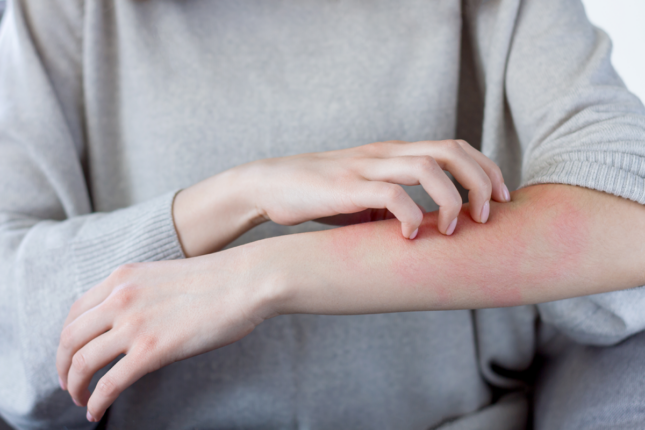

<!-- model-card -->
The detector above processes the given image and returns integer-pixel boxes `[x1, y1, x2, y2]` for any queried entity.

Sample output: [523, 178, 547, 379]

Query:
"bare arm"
[56, 182, 645, 421]
[267, 183, 645, 314]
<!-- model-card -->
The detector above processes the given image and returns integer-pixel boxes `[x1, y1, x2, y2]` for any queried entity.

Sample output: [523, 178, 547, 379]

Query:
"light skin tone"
[171, 139, 510, 256]
[56, 141, 645, 422]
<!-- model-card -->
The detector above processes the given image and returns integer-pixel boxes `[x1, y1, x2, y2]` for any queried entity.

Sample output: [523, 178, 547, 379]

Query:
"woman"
[1, 0, 645, 428]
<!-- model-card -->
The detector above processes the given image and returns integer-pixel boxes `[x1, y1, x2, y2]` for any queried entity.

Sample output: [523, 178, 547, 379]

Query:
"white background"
[581, 0, 645, 104]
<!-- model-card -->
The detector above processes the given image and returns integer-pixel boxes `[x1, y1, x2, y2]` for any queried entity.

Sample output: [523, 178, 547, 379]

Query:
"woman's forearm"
[258, 184, 645, 315]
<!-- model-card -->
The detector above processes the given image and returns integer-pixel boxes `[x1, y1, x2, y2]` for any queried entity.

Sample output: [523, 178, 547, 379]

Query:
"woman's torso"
[79, 1, 533, 428]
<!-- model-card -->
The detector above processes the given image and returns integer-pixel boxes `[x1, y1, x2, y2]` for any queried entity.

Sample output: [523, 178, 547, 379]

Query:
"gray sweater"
[1, 0, 645, 429]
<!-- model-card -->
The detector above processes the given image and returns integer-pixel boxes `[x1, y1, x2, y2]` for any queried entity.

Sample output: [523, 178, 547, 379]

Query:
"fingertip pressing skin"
[401, 206, 424, 239]
[445, 218, 458, 236]
[437, 208, 460, 235]
[480, 201, 490, 223]
[502, 184, 511, 202]
[402, 223, 417, 239]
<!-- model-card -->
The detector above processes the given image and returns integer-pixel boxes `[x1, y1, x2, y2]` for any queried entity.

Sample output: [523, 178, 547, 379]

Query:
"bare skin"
[60, 137, 514, 422]
[277, 184, 633, 314]
[173, 139, 510, 256]
[56, 180, 645, 422]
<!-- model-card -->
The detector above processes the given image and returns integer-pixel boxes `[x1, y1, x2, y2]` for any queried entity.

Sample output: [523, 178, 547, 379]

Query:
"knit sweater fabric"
[1, 0, 645, 429]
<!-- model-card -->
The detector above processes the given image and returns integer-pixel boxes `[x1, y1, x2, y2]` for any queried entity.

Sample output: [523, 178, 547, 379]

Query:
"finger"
[384, 140, 493, 224]
[66, 330, 126, 407]
[63, 265, 136, 330]
[349, 182, 424, 239]
[358, 156, 462, 235]
[85, 348, 155, 423]
[454, 139, 510, 203]
[57, 304, 113, 391]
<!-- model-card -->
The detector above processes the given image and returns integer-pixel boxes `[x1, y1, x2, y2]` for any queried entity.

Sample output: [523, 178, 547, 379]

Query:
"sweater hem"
[71, 191, 185, 291]
[521, 153, 645, 204]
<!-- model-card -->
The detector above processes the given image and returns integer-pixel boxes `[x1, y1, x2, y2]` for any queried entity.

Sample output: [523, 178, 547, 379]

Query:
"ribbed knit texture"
[72, 191, 185, 290]
[525, 153, 645, 202]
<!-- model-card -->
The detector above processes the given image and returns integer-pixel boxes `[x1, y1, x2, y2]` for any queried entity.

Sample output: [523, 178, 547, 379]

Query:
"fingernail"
[86, 411, 96, 422]
[480, 201, 490, 223]
[502, 184, 511, 202]
[58, 376, 66, 391]
[73, 398, 82, 407]
[446, 218, 457, 236]
[409, 228, 419, 240]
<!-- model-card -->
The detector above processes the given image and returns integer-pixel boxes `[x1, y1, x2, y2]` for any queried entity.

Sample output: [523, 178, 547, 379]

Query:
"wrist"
[173, 167, 267, 257]
[226, 162, 271, 227]
[232, 237, 298, 320]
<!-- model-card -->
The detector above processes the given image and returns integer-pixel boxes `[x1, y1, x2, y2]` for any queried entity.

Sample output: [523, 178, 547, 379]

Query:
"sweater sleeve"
[0, 2, 184, 429]
[503, 0, 645, 345]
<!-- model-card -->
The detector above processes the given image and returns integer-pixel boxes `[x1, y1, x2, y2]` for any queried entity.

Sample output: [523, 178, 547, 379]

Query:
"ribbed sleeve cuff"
[72, 190, 186, 290]
[521, 151, 645, 204]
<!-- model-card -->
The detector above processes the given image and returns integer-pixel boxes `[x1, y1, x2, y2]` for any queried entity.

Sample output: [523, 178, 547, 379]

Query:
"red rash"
[326, 185, 590, 310]
[326, 221, 371, 273]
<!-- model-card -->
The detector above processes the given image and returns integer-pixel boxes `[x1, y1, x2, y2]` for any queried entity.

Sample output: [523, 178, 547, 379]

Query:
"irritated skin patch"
[325, 185, 590, 311]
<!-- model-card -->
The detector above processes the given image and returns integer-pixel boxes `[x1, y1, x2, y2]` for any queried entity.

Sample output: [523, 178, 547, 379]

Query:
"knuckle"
[109, 284, 138, 309]
[383, 185, 405, 203]
[411, 208, 424, 225]
[448, 193, 463, 211]
[442, 139, 462, 152]
[364, 141, 385, 154]
[120, 315, 145, 334]
[72, 351, 89, 374]
[97, 375, 119, 399]
[478, 175, 493, 195]
[59, 326, 76, 350]
[455, 139, 471, 148]
[415, 156, 438, 173]
[136, 334, 159, 355]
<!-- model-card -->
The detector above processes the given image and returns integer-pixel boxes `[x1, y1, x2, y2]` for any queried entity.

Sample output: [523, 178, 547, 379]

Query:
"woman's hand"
[174, 139, 510, 257]
[55, 246, 282, 423]
[245, 139, 509, 236]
